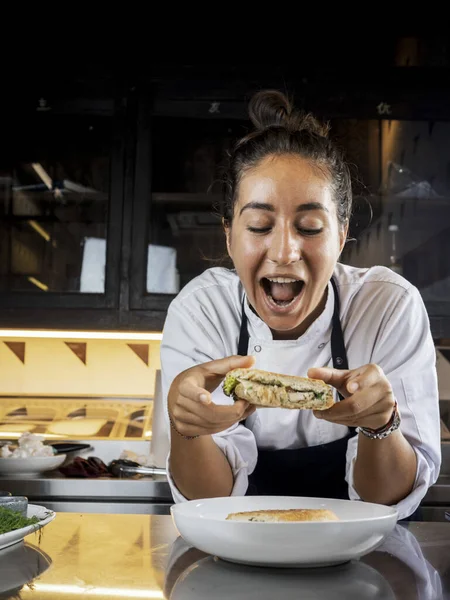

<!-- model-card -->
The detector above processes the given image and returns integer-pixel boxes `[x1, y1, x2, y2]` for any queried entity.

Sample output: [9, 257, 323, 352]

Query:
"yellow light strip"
[27, 277, 49, 291]
[30, 583, 164, 598]
[31, 162, 53, 189]
[28, 219, 51, 242]
[0, 329, 163, 340]
[0, 432, 65, 439]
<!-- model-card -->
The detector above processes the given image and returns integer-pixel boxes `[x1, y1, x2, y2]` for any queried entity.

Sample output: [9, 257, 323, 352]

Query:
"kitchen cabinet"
[1, 64, 450, 333]
[0, 77, 250, 330]
[129, 93, 248, 316]
[0, 77, 129, 329]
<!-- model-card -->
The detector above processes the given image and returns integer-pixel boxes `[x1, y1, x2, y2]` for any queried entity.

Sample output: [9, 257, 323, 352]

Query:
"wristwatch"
[357, 402, 401, 440]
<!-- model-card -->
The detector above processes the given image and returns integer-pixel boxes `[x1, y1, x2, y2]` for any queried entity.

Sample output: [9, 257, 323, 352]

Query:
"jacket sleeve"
[161, 299, 258, 503]
[345, 285, 441, 519]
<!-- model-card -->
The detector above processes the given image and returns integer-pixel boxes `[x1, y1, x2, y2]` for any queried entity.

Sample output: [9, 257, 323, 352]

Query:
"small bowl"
[0, 496, 28, 517]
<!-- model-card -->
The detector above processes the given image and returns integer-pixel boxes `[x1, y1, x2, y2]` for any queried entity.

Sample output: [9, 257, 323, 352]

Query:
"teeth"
[266, 277, 300, 284]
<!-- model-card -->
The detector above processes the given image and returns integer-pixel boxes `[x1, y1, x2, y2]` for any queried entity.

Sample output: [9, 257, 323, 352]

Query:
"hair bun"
[248, 90, 329, 138]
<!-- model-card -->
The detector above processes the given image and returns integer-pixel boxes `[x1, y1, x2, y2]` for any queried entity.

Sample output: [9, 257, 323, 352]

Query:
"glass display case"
[0, 397, 153, 441]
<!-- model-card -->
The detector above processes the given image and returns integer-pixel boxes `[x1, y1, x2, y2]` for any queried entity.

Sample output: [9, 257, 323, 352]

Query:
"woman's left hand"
[307, 364, 396, 430]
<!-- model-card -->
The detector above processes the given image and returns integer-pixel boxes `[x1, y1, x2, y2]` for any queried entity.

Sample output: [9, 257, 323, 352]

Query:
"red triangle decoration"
[127, 344, 149, 366]
[64, 342, 87, 365]
[4, 342, 25, 364]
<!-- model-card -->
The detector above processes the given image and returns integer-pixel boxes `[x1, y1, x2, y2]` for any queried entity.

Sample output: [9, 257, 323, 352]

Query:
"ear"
[223, 218, 233, 260]
[339, 222, 349, 254]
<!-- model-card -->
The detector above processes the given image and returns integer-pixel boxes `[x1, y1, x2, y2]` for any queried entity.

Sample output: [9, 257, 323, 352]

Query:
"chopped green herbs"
[0, 506, 39, 535]
[223, 375, 239, 396]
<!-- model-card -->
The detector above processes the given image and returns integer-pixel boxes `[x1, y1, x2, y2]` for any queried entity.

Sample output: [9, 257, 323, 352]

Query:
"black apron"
[238, 277, 356, 500]
[238, 278, 422, 521]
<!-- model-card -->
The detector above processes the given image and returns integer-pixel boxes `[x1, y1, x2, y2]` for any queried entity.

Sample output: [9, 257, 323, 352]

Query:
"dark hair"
[223, 90, 352, 227]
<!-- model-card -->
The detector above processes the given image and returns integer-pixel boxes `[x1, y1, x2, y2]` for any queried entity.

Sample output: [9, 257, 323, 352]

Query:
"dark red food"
[59, 456, 109, 478]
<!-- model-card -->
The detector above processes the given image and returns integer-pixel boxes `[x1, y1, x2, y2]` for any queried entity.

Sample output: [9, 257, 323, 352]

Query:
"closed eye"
[247, 226, 272, 234]
[297, 228, 323, 236]
[247, 226, 323, 236]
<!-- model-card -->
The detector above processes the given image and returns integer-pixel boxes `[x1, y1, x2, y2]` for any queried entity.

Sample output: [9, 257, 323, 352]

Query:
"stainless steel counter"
[421, 442, 450, 521]
[0, 441, 448, 516]
[2, 515, 450, 599]
[0, 472, 171, 500]
[0, 438, 173, 513]
[0, 472, 173, 514]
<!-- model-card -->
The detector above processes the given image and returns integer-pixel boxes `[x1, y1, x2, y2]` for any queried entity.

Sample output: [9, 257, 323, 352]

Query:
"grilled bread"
[226, 508, 339, 522]
[223, 368, 334, 410]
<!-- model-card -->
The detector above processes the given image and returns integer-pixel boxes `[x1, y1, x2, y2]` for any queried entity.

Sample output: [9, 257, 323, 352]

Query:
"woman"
[161, 90, 441, 519]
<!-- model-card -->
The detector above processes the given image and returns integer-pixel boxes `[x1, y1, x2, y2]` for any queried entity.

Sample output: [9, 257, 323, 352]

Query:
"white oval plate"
[0, 455, 66, 478]
[171, 496, 398, 567]
[0, 503, 56, 551]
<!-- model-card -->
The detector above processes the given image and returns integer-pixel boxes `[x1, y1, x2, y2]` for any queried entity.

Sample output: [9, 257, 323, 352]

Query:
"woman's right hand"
[168, 355, 256, 439]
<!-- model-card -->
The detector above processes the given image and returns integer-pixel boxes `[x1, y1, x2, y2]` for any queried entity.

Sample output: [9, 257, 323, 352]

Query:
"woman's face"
[226, 154, 347, 339]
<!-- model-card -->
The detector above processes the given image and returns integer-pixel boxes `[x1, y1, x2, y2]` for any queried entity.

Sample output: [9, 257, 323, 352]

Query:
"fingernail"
[199, 394, 210, 404]
[348, 382, 359, 393]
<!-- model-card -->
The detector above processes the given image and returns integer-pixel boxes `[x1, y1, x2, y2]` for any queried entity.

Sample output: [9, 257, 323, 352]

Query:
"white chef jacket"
[161, 263, 441, 519]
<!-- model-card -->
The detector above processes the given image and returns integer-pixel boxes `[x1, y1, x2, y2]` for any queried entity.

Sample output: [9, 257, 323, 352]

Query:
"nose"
[267, 224, 302, 265]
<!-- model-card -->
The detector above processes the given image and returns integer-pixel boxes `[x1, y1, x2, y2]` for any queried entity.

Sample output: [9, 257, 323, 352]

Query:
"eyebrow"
[239, 201, 329, 215]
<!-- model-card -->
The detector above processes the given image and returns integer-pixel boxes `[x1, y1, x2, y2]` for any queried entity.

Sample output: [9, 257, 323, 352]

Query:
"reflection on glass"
[337, 119, 450, 438]
[341, 120, 450, 303]
[363, 525, 443, 600]
[0, 397, 152, 441]
[164, 525, 442, 600]
[147, 117, 450, 302]
[147, 117, 243, 294]
[0, 113, 111, 293]
[164, 536, 396, 600]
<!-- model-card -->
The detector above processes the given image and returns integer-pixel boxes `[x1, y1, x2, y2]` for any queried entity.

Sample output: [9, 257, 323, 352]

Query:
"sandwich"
[226, 509, 339, 522]
[223, 368, 334, 410]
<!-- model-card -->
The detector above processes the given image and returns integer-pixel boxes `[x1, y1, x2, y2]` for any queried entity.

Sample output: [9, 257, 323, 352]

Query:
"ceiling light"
[0, 330, 163, 340]
[28, 220, 51, 242]
[27, 277, 49, 291]
[31, 163, 53, 190]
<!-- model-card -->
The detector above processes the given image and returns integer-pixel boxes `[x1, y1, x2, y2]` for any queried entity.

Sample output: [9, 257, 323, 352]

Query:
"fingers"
[171, 391, 253, 436]
[310, 364, 394, 429]
[179, 377, 213, 405]
[170, 355, 258, 438]
[202, 354, 256, 377]
[309, 364, 388, 398]
[177, 394, 249, 423]
[314, 382, 395, 429]
[308, 367, 350, 390]
[344, 363, 385, 394]
[242, 404, 256, 420]
[314, 383, 390, 420]
[180, 355, 256, 402]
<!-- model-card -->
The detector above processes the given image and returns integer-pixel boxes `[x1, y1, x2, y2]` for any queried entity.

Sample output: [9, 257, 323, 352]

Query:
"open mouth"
[261, 277, 304, 308]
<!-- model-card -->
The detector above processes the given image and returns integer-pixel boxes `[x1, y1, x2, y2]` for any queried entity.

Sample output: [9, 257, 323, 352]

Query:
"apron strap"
[330, 277, 348, 370]
[238, 298, 250, 356]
